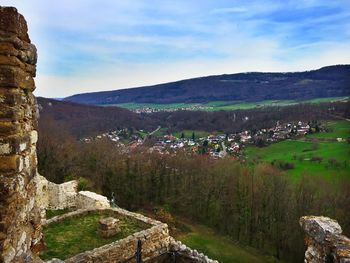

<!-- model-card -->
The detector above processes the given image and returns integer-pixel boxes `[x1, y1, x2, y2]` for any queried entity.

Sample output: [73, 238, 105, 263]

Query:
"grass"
[245, 121, 350, 180]
[107, 97, 349, 112]
[177, 223, 278, 263]
[307, 121, 350, 139]
[40, 211, 149, 260]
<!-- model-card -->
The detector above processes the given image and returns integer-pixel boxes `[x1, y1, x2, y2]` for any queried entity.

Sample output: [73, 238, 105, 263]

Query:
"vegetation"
[36, 98, 350, 262]
[38, 96, 350, 138]
[177, 222, 278, 263]
[113, 97, 349, 112]
[40, 211, 149, 260]
[37, 128, 350, 262]
[245, 121, 350, 179]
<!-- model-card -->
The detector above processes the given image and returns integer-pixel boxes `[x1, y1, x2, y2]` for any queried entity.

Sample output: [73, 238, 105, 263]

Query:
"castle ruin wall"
[0, 6, 42, 263]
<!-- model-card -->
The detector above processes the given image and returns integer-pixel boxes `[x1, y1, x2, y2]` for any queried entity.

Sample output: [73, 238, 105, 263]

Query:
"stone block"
[0, 88, 26, 107]
[0, 7, 29, 42]
[300, 216, 342, 243]
[98, 217, 120, 238]
[0, 55, 36, 75]
[0, 120, 21, 136]
[0, 66, 35, 90]
[0, 155, 21, 172]
[0, 142, 11, 155]
[30, 130, 38, 144]
[0, 134, 31, 154]
[0, 105, 24, 121]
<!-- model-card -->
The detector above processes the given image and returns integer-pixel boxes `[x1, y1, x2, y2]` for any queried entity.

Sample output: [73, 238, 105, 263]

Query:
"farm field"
[108, 96, 349, 112]
[245, 121, 350, 180]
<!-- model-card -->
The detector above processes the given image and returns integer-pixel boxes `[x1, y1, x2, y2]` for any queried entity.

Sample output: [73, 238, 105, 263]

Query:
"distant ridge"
[64, 65, 350, 105]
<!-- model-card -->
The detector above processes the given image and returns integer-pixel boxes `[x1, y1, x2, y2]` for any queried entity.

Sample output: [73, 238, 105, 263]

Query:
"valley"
[109, 97, 349, 113]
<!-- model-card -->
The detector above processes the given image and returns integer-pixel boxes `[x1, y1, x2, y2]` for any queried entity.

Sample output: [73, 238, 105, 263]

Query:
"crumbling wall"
[300, 216, 350, 263]
[35, 175, 78, 211]
[35, 176, 110, 215]
[0, 6, 42, 263]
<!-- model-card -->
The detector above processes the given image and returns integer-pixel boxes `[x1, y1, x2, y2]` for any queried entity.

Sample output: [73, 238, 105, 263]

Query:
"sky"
[3, 0, 350, 98]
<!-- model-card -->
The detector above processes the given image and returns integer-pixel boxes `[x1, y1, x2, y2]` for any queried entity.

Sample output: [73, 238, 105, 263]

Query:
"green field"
[106, 97, 349, 112]
[178, 223, 278, 263]
[307, 121, 350, 139]
[245, 121, 350, 180]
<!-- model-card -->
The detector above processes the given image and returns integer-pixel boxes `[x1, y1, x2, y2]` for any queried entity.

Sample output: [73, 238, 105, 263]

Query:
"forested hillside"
[64, 65, 350, 105]
[38, 97, 349, 138]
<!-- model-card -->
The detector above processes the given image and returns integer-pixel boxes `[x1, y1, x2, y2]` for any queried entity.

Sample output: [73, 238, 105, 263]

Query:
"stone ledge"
[0, 7, 30, 42]
[300, 216, 350, 263]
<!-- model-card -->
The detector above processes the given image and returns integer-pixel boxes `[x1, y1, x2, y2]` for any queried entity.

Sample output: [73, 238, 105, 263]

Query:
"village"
[132, 105, 213, 114]
[82, 121, 319, 159]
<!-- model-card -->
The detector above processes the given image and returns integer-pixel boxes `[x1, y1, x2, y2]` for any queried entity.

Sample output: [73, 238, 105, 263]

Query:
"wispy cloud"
[3, 0, 350, 97]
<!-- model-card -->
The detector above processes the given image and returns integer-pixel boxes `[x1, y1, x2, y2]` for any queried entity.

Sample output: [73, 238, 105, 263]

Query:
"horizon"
[3, 0, 350, 97]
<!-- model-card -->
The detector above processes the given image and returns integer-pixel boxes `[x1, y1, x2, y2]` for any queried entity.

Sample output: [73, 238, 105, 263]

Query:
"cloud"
[2, 0, 349, 97]
[212, 7, 248, 14]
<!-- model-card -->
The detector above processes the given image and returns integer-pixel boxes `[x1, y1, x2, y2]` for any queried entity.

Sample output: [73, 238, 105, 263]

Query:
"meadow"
[111, 96, 349, 112]
[177, 223, 278, 263]
[245, 121, 350, 180]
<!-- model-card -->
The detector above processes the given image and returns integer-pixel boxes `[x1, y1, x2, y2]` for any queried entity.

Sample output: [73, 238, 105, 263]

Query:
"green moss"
[40, 211, 149, 260]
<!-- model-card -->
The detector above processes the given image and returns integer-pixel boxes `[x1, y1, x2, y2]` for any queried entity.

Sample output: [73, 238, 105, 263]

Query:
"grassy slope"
[110, 96, 349, 112]
[245, 121, 350, 180]
[177, 223, 278, 263]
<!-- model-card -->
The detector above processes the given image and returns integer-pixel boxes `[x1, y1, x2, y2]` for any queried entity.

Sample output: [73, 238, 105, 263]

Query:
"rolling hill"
[37, 97, 349, 138]
[37, 97, 158, 137]
[64, 65, 350, 105]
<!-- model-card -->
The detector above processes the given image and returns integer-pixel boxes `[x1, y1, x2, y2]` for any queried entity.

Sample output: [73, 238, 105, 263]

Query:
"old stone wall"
[35, 175, 78, 211]
[42, 208, 171, 263]
[35, 175, 110, 216]
[0, 6, 42, 263]
[300, 216, 350, 263]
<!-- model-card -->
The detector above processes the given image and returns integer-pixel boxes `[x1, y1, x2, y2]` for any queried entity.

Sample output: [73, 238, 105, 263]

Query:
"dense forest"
[37, 114, 350, 262]
[64, 65, 350, 104]
[38, 97, 350, 138]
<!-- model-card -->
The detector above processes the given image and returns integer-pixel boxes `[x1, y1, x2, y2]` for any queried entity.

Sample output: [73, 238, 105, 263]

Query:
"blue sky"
[4, 0, 350, 97]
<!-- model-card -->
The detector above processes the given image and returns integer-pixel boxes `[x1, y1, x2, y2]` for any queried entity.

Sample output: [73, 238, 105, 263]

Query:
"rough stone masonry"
[0, 6, 42, 263]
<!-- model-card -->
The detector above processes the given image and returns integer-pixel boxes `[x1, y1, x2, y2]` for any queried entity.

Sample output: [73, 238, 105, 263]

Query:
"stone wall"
[35, 175, 78, 211]
[43, 208, 219, 263]
[42, 208, 171, 263]
[0, 6, 42, 263]
[300, 216, 350, 263]
[35, 175, 110, 216]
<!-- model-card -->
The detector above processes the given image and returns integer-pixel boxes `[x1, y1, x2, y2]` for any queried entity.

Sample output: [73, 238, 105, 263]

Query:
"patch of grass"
[178, 223, 278, 263]
[245, 139, 350, 179]
[40, 211, 149, 260]
[307, 121, 350, 139]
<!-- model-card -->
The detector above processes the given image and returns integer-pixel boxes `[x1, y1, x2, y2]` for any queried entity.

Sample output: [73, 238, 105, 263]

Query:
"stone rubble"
[98, 217, 120, 238]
